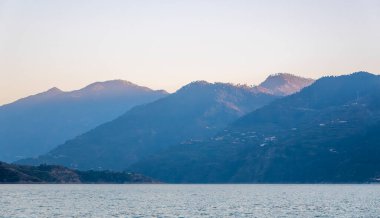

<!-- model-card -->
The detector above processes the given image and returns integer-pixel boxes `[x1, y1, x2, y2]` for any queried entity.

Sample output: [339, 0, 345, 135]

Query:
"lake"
[1, 184, 379, 217]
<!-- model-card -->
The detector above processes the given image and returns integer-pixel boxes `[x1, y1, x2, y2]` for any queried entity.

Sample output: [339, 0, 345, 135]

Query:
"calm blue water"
[1, 184, 380, 217]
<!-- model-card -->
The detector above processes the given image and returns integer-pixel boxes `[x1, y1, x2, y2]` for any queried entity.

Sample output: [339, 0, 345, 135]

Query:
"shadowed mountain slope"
[132, 72, 380, 183]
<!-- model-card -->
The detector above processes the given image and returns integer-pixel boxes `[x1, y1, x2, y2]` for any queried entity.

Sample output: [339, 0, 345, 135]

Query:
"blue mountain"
[132, 72, 380, 183]
[0, 80, 167, 162]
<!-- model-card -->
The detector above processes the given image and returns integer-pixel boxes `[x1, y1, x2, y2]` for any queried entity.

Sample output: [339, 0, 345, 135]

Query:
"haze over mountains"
[0, 80, 167, 162]
[132, 72, 380, 183]
[17, 73, 313, 170]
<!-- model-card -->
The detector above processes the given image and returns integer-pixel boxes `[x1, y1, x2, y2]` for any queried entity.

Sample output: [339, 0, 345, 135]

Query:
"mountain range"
[131, 72, 380, 183]
[6, 72, 380, 183]
[17, 73, 314, 170]
[0, 80, 167, 162]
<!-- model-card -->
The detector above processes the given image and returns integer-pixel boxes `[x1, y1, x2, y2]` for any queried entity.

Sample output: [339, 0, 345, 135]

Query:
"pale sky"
[1, 0, 380, 105]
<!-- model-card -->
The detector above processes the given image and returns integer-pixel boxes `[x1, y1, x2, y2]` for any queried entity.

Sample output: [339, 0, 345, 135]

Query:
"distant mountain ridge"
[0, 80, 168, 162]
[131, 72, 380, 183]
[2, 80, 167, 107]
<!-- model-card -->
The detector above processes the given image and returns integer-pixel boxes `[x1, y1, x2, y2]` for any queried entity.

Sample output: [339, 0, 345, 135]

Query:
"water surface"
[1, 184, 379, 217]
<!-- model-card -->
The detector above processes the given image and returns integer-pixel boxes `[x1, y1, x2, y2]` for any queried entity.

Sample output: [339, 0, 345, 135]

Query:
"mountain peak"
[177, 80, 212, 92]
[82, 80, 142, 91]
[350, 71, 376, 78]
[35, 87, 63, 98]
[186, 80, 211, 87]
[69, 80, 165, 97]
[46, 87, 63, 93]
[259, 73, 314, 96]
[267, 72, 297, 78]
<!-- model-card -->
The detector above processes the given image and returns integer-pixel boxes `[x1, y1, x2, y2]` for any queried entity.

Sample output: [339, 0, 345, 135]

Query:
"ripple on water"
[0, 184, 380, 217]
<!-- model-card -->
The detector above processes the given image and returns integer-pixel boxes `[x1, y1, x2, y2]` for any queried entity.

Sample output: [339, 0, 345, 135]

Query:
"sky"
[0, 0, 380, 105]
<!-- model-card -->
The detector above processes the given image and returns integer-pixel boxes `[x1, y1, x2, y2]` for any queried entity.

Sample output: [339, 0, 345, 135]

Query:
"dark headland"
[0, 161, 157, 184]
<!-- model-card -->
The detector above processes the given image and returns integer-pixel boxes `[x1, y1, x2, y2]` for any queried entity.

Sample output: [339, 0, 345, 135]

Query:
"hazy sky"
[1, 0, 379, 105]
